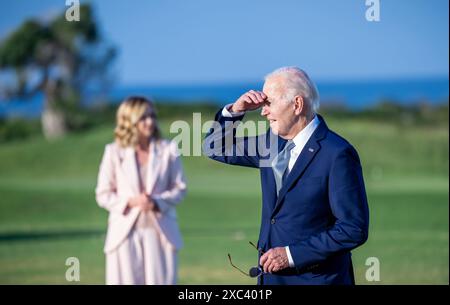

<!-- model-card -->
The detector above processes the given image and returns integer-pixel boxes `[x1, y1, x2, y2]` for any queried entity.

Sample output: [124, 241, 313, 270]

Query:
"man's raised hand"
[231, 90, 267, 113]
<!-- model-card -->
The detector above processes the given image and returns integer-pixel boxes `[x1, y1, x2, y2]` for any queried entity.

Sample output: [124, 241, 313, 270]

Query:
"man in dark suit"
[203, 67, 369, 285]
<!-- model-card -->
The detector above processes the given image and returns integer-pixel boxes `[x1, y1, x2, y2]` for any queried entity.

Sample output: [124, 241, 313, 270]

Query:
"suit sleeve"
[95, 144, 129, 215]
[152, 141, 187, 214]
[289, 145, 369, 270]
[203, 108, 263, 168]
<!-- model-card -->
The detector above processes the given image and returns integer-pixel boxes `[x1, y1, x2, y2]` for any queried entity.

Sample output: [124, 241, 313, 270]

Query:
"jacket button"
[271, 218, 276, 224]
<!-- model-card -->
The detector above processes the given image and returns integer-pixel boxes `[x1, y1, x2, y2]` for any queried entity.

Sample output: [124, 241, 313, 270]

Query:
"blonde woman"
[95, 96, 187, 285]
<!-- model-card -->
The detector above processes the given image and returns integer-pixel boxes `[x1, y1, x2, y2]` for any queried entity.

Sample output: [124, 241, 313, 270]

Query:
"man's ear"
[293, 95, 304, 115]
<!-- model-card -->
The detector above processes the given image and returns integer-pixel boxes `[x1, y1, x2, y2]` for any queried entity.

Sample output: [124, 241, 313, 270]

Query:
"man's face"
[261, 77, 297, 138]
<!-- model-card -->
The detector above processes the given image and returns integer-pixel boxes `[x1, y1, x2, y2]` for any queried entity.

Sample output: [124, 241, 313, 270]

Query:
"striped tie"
[272, 140, 295, 196]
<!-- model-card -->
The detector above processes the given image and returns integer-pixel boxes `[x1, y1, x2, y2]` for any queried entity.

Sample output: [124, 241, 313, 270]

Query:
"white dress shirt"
[222, 104, 320, 268]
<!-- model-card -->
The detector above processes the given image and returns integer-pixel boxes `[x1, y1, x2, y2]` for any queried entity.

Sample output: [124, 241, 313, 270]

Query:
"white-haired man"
[204, 67, 369, 284]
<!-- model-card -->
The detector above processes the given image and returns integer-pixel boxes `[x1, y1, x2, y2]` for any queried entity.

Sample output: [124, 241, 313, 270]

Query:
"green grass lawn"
[0, 113, 448, 284]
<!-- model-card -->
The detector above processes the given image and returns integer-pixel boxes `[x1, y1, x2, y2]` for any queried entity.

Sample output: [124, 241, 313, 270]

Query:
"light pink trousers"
[106, 225, 177, 285]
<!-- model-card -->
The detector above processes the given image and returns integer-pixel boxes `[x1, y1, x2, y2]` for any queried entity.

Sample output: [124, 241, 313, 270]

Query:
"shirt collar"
[291, 115, 320, 152]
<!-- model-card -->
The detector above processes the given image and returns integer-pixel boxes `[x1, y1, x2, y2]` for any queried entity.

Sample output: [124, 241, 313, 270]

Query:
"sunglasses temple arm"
[248, 241, 265, 255]
[227, 254, 250, 277]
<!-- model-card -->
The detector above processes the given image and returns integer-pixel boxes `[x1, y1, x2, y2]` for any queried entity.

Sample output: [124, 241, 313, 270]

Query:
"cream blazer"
[95, 139, 187, 254]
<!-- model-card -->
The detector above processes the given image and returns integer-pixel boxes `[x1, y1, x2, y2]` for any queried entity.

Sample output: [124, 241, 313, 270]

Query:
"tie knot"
[284, 140, 295, 152]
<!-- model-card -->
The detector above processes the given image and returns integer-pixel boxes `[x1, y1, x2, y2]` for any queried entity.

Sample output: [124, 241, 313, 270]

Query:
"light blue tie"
[272, 140, 295, 196]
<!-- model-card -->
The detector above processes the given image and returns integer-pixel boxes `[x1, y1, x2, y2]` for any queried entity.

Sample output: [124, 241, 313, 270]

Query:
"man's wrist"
[230, 104, 244, 113]
[222, 104, 245, 117]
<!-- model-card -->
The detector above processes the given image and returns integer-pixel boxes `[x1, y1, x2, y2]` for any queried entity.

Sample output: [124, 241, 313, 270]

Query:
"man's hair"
[264, 66, 320, 113]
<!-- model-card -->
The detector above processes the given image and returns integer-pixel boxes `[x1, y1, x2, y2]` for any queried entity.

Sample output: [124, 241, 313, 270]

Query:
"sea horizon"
[1, 76, 448, 118]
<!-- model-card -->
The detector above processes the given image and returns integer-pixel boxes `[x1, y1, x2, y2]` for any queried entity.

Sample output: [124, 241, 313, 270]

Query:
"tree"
[0, 4, 116, 139]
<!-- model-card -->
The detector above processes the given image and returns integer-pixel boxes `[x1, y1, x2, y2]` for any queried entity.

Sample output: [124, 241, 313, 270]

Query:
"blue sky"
[0, 0, 448, 85]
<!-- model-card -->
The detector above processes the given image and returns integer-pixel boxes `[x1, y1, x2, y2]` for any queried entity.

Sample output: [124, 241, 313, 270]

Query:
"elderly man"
[203, 67, 369, 285]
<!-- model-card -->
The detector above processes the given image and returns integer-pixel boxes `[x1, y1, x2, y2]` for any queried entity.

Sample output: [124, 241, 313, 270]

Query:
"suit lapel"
[121, 147, 140, 194]
[118, 139, 163, 195]
[266, 135, 287, 211]
[275, 141, 321, 205]
[271, 116, 329, 216]
[145, 139, 162, 193]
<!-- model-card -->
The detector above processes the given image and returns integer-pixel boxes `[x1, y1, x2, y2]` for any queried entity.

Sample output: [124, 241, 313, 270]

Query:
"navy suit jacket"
[204, 110, 369, 285]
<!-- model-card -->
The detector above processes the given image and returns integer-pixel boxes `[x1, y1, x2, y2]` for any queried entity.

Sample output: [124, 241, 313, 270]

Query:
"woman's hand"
[128, 193, 158, 212]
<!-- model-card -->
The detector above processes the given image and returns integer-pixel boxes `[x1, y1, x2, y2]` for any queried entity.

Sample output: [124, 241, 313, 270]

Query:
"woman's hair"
[114, 96, 162, 148]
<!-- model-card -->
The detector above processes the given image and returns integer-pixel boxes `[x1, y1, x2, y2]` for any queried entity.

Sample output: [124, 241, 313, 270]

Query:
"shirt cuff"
[221, 103, 245, 117]
[285, 246, 295, 268]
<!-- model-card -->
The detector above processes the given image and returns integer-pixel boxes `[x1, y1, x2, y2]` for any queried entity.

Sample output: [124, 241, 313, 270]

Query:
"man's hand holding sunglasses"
[259, 247, 290, 273]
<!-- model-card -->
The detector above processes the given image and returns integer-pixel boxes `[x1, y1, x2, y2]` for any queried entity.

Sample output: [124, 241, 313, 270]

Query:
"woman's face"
[136, 107, 155, 139]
